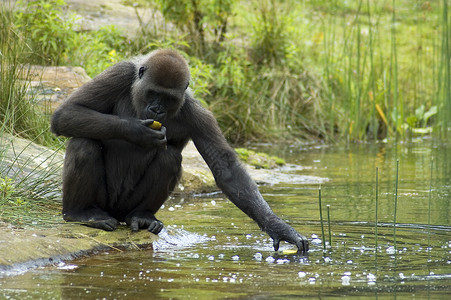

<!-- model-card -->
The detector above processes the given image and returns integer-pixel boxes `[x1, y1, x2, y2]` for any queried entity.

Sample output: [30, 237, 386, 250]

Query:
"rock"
[176, 142, 216, 194]
[67, 0, 164, 37]
[0, 134, 63, 186]
[19, 65, 91, 111]
[0, 221, 157, 274]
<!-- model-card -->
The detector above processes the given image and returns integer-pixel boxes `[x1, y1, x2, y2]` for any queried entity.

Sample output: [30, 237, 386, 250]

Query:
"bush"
[67, 25, 130, 77]
[15, 0, 76, 65]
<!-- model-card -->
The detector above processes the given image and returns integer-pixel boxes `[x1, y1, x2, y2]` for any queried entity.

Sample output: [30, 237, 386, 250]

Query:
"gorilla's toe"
[89, 218, 119, 231]
[148, 220, 164, 234]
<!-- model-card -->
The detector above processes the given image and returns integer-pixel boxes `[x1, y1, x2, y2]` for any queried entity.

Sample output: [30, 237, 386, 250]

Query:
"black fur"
[51, 49, 308, 252]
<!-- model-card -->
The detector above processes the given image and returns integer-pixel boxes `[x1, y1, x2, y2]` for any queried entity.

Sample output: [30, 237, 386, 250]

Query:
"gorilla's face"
[141, 89, 184, 122]
[132, 54, 190, 122]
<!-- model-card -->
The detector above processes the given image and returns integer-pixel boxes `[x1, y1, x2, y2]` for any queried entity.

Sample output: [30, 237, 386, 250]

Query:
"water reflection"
[0, 140, 450, 299]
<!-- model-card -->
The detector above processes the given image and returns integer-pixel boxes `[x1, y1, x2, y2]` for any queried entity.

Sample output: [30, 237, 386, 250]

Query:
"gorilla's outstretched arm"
[184, 96, 309, 252]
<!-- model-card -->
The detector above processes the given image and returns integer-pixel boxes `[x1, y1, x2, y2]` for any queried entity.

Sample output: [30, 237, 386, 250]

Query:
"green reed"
[318, 185, 326, 252]
[439, 0, 451, 139]
[393, 160, 399, 250]
[375, 167, 379, 250]
[326, 205, 332, 248]
[319, 0, 450, 141]
[428, 157, 433, 261]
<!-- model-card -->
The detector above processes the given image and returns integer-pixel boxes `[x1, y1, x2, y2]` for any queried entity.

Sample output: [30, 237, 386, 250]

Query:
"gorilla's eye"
[138, 67, 146, 79]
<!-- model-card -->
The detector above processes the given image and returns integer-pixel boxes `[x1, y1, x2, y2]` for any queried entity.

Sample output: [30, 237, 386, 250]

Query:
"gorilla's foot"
[125, 211, 164, 234]
[63, 208, 119, 231]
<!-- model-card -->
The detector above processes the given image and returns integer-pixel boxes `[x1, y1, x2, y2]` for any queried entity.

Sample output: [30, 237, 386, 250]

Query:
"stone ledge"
[0, 222, 157, 274]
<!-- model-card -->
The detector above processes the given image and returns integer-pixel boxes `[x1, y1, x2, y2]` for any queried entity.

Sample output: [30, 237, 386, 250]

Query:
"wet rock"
[176, 141, 216, 194]
[0, 134, 63, 182]
[0, 221, 157, 274]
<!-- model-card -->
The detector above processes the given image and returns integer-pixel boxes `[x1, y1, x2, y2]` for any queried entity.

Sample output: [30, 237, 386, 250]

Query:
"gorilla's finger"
[141, 119, 156, 127]
[296, 238, 308, 253]
[302, 238, 309, 252]
[92, 219, 118, 231]
[153, 137, 167, 149]
[148, 220, 163, 234]
[273, 238, 281, 251]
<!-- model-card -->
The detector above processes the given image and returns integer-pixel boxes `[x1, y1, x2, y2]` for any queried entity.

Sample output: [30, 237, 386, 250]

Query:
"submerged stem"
[318, 185, 326, 252]
[393, 160, 399, 250]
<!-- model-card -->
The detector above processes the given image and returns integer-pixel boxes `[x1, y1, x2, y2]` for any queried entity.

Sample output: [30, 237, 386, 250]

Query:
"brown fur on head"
[131, 49, 191, 120]
[135, 49, 190, 101]
[147, 49, 190, 90]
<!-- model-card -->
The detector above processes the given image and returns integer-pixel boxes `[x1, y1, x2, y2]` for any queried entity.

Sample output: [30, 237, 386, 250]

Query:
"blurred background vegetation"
[1, 0, 450, 146]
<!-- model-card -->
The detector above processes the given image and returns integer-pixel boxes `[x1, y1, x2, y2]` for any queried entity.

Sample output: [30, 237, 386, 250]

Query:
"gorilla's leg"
[62, 138, 119, 231]
[124, 147, 182, 234]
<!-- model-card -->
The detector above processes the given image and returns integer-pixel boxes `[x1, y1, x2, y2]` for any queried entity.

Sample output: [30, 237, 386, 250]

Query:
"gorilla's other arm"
[184, 97, 309, 252]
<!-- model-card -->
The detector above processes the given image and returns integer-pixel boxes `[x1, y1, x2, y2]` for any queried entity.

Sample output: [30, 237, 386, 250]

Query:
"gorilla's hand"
[264, 216, 309, 253]
[123, 118, 167, 149]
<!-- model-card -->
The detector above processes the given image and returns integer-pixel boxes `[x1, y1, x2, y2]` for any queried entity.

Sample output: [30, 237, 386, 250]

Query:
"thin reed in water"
[375, 167, 379, 250]
[428, 157, 433, 261]
[318, 185, 326, 252]
[393, 160, 399, 250]
[327, 204, 332, 249]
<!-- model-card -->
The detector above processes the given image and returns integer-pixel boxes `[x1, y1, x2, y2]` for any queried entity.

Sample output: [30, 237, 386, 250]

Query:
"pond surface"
[1, 139, 450, 299]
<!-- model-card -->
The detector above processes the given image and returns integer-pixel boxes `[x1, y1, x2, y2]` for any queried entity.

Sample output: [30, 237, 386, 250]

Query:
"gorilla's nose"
[147, 104, 166, 121]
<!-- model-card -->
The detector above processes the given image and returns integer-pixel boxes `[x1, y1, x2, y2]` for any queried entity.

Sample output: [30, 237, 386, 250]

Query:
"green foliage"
[0, 176, 27, 207]
[68, 25, 130, 77]
[248, 0, 292, 66]
[405, 105, 437, 134]
[0, 172, 61, 226]
[154, 0, 233, 52]
[0, 176, 15, 200]
[15, 0, 76, 65]
[2, 0, 450, 144]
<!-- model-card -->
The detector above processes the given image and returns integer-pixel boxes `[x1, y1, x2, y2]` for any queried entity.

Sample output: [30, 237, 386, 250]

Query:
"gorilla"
[51, 49, 308, 252]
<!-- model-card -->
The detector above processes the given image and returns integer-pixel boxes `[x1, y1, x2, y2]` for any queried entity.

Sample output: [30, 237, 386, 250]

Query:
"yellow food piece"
[281, 249, 298, 255]
[149, 121, 162, 130]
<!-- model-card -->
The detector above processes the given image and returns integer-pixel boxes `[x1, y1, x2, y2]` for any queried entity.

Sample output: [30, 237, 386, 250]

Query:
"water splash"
[152, 226, 210, 251]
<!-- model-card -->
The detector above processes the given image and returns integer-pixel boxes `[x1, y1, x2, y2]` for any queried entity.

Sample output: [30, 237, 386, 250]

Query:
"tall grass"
[0, 135, 63, 227]
[1, 3, 63, 226]
[438, 0, 451, 138]
[0, 3, 58, 146]
[317, 0, 449, 141]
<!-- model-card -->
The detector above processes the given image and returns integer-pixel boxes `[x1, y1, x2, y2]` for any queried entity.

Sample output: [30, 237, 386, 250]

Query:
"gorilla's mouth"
[145, 105, 167, 122]
[146, 111, 166, 122]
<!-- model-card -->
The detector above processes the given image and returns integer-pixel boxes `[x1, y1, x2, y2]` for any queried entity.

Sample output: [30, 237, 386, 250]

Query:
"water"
[1, 140, 450, 299]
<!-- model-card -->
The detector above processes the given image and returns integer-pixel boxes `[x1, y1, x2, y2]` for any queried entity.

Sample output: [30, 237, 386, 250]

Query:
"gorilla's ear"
[138, 67, 146, 79]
